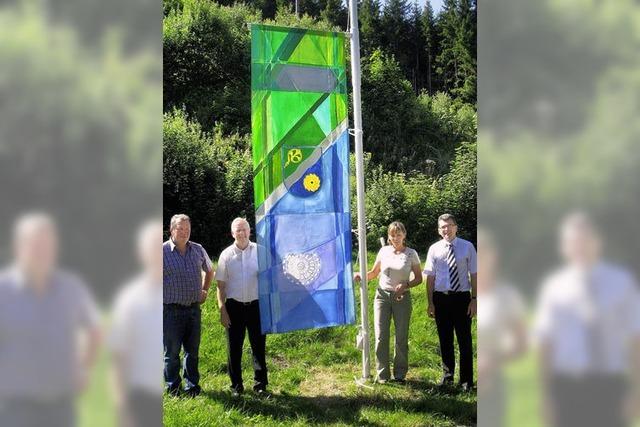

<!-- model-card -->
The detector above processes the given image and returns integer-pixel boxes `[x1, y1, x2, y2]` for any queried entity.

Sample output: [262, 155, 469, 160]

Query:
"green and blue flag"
[251, 24, 355, 334]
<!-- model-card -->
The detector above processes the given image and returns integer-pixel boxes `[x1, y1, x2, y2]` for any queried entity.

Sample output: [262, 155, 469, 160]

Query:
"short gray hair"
[138, 219, 162, 250]
[230, 217, 250, 231]
[13, 212, 57, 242]
[438, 213, 457, 225]
[169, 214, 190, 231]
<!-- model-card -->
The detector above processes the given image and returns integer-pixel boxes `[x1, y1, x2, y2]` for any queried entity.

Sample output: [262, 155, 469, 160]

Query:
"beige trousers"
[373, 287, 412, 381]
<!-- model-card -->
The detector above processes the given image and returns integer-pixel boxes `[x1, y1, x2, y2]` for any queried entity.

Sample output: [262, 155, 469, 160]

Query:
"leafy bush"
[361, 49, 477, 175]
[351, 140, 477, 252]
[163, 0, 260, 134]
[163, 110, 254, 255]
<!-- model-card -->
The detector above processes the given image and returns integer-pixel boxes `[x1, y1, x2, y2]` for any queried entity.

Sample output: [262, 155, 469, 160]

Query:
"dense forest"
[163, 0, 477, 255]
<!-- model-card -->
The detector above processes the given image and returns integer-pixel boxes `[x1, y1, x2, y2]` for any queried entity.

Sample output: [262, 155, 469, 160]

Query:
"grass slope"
[163, 252, 477, 426]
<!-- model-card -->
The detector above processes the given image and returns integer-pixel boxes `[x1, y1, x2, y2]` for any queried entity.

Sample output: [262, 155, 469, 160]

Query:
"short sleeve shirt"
[532, 262, 640, 374]
[0, 267, 100, 399]
[215, 242, 259, 303]
[423, 237, 477, 292]
[375, 246, 421, 292]
[163, 240, 212, 305]
[109, 275, 163, 394]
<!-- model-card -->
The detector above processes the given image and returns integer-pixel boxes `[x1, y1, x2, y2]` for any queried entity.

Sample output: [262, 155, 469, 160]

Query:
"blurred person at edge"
[0, 213, 101, 427]
[163, 214, 214, 397]
[109, 220, 163, 427]
[532, 212, 640, 427]
[476, 228, 527, 427]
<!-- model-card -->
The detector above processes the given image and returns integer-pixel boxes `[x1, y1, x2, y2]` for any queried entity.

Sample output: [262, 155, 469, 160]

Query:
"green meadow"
[162, 252, 477, 426]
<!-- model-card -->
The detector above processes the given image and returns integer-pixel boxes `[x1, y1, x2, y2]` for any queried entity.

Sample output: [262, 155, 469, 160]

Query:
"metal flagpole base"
[354, 377, 374, 390]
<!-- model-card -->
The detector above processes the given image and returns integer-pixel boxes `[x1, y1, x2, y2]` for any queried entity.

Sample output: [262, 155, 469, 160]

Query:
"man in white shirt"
[216, 218, 267, 396]
[109, 220, 163, 427]
[424, 213, 477, 391]
[533, 212, 640, 427]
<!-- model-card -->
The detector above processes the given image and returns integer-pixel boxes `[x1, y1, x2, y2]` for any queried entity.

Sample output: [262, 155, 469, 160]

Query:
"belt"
[163, 302, 199, 308]
[434, 290, 469, 295]
[227, 298, 259, 306]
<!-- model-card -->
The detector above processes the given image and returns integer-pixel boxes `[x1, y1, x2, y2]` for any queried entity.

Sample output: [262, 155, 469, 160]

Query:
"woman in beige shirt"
[355, 221, 423, 383]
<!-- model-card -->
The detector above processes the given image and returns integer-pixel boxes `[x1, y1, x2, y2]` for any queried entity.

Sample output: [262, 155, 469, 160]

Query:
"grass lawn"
[163, 251, 477, 426]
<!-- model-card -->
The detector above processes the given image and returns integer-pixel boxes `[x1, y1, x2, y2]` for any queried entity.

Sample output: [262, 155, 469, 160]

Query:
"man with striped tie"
[424, 213, 477, 391]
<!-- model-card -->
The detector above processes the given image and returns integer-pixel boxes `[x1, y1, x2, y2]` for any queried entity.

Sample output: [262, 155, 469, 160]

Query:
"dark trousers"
[433, 291, 473, 385]
[225, 299, 268, 392]
[126, 388, 162, 427]
[0, 396, 74, 427]
[549, 374, 628, 427]
[163, 303, 201, 392]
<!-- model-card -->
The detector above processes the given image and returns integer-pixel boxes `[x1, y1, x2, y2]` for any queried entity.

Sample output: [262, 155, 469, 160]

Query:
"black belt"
[163, 302, 199, 308]
[227, 298, 259, 306]
[434, 290, 469, 295]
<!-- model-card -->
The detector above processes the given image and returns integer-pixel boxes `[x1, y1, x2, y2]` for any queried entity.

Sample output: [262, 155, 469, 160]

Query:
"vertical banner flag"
[251, 24, 356, 334]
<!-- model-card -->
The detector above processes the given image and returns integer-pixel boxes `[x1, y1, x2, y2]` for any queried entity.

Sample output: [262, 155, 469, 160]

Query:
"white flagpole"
[348, 0, 370, 381]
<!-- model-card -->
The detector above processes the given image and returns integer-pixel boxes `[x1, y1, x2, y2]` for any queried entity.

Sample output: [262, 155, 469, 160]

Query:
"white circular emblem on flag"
[282, 252, 321, 286]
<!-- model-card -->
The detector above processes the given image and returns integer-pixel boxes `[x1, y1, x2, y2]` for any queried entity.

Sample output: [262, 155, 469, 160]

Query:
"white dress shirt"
[532, 261, 640, 374]
[109, 275, 163, 394]
[423, 237, 477, 292]
[215, 242, 259, 303]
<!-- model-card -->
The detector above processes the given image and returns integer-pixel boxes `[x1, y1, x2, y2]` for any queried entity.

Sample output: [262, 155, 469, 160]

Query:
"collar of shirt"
[169, 238, 190, 252]
[231, 241, 256, 255]
[7, 265, 58, 294]
[443, 237, 458, 248]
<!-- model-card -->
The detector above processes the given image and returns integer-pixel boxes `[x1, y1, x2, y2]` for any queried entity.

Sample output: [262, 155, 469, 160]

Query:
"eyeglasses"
[438, 224, 457, 230]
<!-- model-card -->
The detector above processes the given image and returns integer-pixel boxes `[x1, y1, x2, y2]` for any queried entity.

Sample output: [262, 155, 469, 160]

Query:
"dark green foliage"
[434, 141, 476, 242]
[361, 50, 476, 174]
[358, 0, 383, 57]
[163, 0, 260, 134]
[360, 50, 422, 172]
[435, 0, 476, 103]
[421, 0, 438, 94]
[320, 0, 348, 30]
[163, 1, 477, 257]
[350, 141, 477, 253]
[163, 110, 253, 255]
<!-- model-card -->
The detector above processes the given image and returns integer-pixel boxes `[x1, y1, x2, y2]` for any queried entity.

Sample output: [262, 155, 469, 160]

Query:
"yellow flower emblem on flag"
[303, 173, 321, 192]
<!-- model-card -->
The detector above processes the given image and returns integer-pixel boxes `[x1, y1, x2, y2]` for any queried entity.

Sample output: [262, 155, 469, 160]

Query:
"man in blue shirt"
[0, 213, 101, 427]
[163, 214, 213, 397]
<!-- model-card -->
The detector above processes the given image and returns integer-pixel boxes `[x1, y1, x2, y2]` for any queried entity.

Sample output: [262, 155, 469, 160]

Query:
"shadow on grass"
[202, 380, 476, 426]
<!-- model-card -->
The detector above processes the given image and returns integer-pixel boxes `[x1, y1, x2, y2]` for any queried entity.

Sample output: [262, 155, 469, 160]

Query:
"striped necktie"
[446, 242, 460, 291]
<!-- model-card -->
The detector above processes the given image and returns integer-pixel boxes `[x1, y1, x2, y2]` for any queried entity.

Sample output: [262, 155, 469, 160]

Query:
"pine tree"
[455, 0, 476, 102]
[320, 0, 348, 29]
[434, 0, 476, 103]
[408, 1, 424, 93]
[381, 0, 412, 79]
[420, 0, 436, 94]
[359, 0, 383, 56]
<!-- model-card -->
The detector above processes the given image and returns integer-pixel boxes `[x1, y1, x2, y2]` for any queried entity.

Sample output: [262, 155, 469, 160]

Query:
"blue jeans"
[163, 304, 201, 393]
[0, 396, 74, 427]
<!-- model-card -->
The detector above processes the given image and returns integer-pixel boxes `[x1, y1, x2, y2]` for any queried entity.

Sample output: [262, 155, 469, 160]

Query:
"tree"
[421, 0, 437, 94]
[163, 1, 260, 134]
[359, 0, 383, 56]
[408, 1, 425, 93]
[380, 0, 412, 76]
[434, 0, 476, 103]
[320, 0, 348, 30]
[163, 110, 254, 254]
